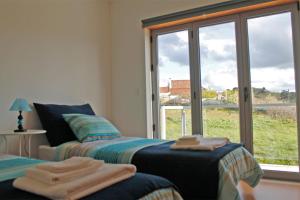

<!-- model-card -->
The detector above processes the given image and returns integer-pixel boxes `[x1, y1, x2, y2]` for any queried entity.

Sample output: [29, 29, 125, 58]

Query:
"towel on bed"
[177, 135, 199, 141]
[36, 157, 94, 173]
[171, 136, 229, 151]
[13, 163, 136, 200]
[26, 161, 103, 185]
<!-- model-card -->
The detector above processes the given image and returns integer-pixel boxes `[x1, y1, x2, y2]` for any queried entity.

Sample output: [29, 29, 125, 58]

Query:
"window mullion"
[238, 12, 253, 153]
[290, 5, 300, 172]
[150, 33, 160, 139]
[190, 24, 202, 135]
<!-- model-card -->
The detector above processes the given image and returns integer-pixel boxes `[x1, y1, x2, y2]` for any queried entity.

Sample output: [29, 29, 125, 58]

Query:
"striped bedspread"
[54, 137, 263, 200]
[0, 155, 45, 182]
[55, 137, 167, 163]
[140, 188, 182, 200]
[218, 147, 263, 200]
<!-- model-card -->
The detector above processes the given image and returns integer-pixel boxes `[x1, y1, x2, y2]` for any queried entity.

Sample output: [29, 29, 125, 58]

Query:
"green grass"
[164, 109, 298, 166]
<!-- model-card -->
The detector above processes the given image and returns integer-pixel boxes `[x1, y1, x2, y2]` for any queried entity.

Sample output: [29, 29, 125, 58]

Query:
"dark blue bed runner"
[132, 142, 242, 200]
[0, 173, 176, 200]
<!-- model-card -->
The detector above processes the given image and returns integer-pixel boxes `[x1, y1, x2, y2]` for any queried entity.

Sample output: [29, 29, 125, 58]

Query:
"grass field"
[164, 108, 298, 166]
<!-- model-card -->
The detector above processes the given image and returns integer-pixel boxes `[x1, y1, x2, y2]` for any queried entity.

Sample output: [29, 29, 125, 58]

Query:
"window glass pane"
[248, 12, 299, 171]
[157, 30, 192, 140]
[199, 22, 240, 143]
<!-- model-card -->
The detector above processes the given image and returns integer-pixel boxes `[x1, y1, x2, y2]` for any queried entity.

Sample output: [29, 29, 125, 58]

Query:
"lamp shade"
[9, 98, 32, 112]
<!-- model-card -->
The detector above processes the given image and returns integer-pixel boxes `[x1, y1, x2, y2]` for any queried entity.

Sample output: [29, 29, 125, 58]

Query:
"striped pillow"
[63, 114, 121, 142]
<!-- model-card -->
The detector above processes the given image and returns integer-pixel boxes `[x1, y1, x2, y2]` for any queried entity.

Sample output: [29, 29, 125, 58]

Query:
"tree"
[202, 89, 217, 99]
[280, 90, 289, 103]
[223, 89, 239, 104]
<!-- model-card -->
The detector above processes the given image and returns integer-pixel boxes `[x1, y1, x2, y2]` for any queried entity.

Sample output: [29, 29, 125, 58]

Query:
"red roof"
[170, 88, 190, 95]
[171, 80, 190, 89]
[160, 87, 169, 93]
[160, 80, 190, 95]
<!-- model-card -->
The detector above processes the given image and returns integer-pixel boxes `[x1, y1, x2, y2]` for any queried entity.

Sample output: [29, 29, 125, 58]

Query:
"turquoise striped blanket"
[55, 137, 167, 163]
[218, 147, 263, 200]
[0, 155, 45, 182]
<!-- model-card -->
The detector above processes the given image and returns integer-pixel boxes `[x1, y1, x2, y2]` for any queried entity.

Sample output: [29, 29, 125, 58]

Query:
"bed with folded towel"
[170, 135, 230, 151]
[0, 155, 182, 200]
[45, 137, 263, 200]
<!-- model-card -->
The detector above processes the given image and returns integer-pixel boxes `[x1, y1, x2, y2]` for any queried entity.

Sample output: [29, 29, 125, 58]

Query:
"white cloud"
[251, 67, 295, 92]
[202, 65, 238, 91]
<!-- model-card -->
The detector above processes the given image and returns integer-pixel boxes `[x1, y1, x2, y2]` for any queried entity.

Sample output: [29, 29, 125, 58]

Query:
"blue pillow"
[63, 114, 121, 142]
[34, 103, 95, 146]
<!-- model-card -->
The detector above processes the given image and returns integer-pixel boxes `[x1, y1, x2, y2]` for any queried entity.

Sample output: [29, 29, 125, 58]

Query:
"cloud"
[248, 12, 294, 69]
[200, 43, 236, 63]
[157, 12, 295, 92]
[201, 22, 235, 40]
[251, 67, 295, 92]
[158, 32, 189, 66]
[202, 66, 238, 91]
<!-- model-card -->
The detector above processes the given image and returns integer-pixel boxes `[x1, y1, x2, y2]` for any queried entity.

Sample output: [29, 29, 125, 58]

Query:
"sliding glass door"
[246, 11, 299, 171]
[197, 20, 240, 143]
[151, 3, 300, 178]
[155, 28, 192, 140]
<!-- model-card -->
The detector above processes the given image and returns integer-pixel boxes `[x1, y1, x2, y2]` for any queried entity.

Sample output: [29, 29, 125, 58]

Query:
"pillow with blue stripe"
[63, 114, 121, 142]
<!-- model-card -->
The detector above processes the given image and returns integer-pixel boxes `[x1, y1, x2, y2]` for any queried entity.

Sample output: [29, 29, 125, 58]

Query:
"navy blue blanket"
[132, 142, 242, 200]
[0, 173, 176, 200]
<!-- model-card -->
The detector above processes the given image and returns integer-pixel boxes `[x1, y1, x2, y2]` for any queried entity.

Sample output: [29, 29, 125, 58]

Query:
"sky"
[158, 12, 295, 92]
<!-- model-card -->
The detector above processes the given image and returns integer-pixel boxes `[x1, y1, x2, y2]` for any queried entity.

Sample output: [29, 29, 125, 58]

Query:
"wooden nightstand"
[0, 130, 46, 158]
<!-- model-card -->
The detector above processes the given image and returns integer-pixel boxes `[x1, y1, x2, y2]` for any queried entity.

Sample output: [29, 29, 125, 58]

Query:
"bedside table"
[0, 129, 46, 158]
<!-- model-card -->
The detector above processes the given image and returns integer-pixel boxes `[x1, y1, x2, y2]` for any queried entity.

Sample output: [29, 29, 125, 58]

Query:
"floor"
[238, 179, 300, 200]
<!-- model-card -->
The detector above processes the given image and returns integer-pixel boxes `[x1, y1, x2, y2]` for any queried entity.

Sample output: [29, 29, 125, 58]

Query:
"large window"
[247, 12, 299, 170]
[198, 21, 240, 143]
[157, 30, 192, 140]
[151, 4, 300, 179]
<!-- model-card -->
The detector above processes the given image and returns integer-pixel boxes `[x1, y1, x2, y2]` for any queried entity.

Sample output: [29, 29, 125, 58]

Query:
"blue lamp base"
[14, 111, 26, 132]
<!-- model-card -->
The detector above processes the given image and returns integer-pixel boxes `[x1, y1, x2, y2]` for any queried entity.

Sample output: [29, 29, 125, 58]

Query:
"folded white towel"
[172, 137, 229, 151]
[175, 135, 202, 146]
[178, 135, 201, 142]
[36, 157, 94, 173]
[13, 163, 136, 200]
[26, 160, 104, 185]
[175, 140, 200, 146]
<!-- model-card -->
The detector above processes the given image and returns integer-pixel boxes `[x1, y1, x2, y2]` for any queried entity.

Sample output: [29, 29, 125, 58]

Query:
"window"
[157, 30, 192, 140]
[198, 21, 240, 143]
[151, 3, 300, 179]
[247, 11, 299, 171]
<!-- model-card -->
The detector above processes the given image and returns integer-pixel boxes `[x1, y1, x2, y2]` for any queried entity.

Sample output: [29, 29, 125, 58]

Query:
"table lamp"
[9, 98, 32, 132]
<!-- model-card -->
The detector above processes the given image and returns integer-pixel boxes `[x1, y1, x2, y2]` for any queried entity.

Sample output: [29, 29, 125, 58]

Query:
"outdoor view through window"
[157, 11, 298, 169]
[248, 13, 298, 168]
[158, 30, 192, 140]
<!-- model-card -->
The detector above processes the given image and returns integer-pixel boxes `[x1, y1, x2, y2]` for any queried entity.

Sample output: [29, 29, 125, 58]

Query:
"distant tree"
[223, 89, 239, 104]
[288, 92, 296, 103]
[253, 87, 270, 99]
[202, 89, 217, 99]
[280, 90, 289, 103]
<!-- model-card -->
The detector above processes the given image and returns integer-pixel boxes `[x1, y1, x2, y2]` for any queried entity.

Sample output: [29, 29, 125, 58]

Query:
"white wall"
[0, 0, 231, 157]
[110, 0, 229, 137]
[0, 0, 111, 157]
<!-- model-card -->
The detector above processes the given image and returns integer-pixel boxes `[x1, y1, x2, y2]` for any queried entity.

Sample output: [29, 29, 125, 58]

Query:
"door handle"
[244, 87, 249, 102]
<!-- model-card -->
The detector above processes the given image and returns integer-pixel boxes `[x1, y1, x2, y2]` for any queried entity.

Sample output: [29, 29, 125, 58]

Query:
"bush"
[265, 107, 296, 121]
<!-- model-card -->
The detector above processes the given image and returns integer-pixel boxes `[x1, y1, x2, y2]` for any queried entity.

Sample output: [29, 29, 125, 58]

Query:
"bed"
[0, 154, 182, 200]
[34, 103, 263, 200]
[39, 137, 263, 200]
